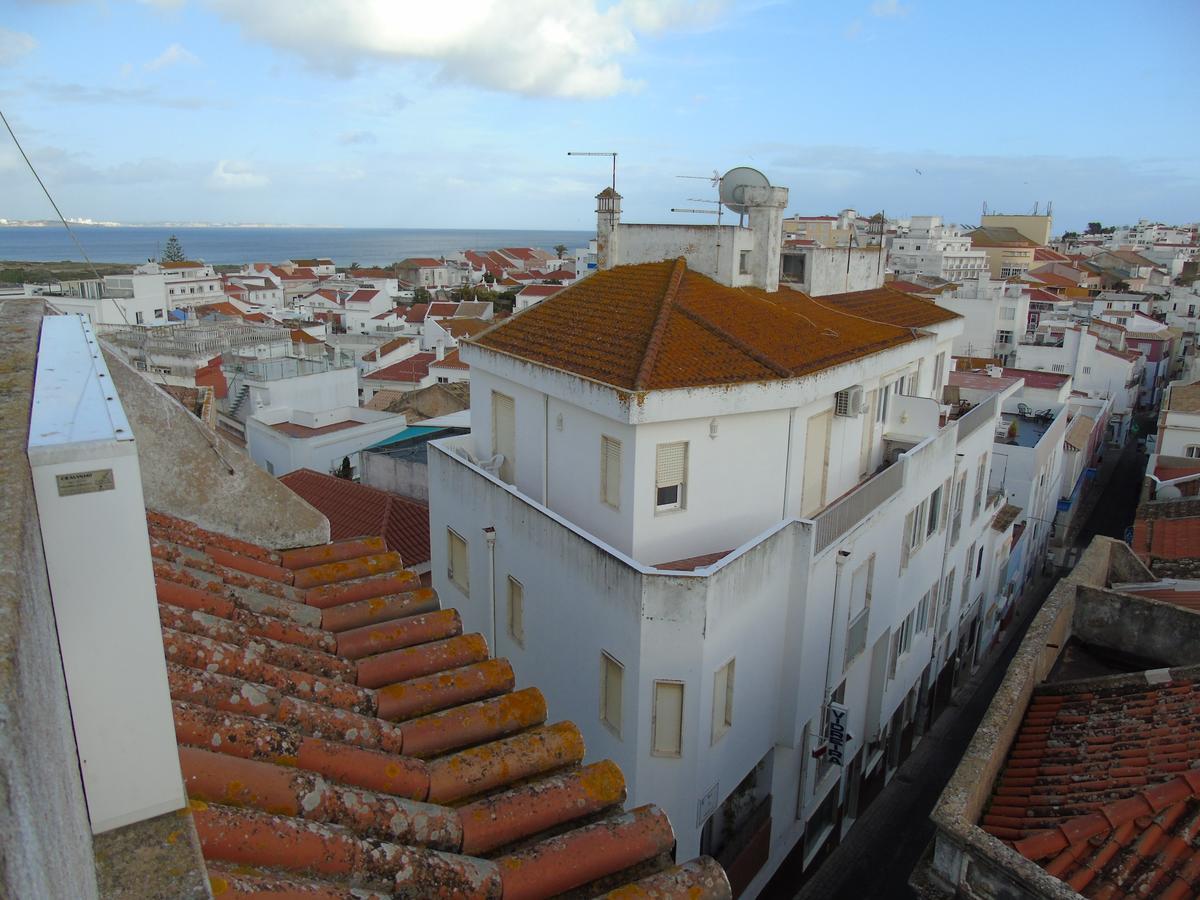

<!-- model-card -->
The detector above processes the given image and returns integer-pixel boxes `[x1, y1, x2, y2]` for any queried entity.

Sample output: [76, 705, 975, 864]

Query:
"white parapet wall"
[26, 314, 185, 833]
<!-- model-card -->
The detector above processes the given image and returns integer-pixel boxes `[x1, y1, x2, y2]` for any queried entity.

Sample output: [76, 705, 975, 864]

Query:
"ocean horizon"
[0, 225, 597, 267]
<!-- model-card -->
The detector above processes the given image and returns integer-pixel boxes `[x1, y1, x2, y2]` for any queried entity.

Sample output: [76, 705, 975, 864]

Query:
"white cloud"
[145, 43, 199, 71]
[206, 0, 725, 98]
[338, 130, 376, 145]
[869, 0, 908, 17]
[208, 160, 269, 190]
[0, 29, 37, 67]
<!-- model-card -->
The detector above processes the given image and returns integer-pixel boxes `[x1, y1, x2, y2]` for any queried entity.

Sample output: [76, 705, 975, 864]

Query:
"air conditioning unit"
[835, 385, 865, 417]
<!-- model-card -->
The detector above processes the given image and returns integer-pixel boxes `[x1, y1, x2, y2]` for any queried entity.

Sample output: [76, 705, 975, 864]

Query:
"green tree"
[553, 243, 567, 259]
[162, 234, 185, 262]
[336, 456, 352, 479]
[413, 287, 432, 302]
[482, 271, 495, 285]
[1086, 222, 1103, 235]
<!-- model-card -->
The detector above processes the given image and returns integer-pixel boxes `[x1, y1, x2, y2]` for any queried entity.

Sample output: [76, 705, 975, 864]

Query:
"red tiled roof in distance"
[367, 352, 436, 383]
[270, 419, 363, 438]
[403, 303, 429, 323]
[399, 257, 444, 268]
[426, 302, 457, 318]
[430, 348, 468, 371]
[147, 510, 728, 897]
[475, 259, 925, 392]
[518, 284, 564, 298]
[279, 469, 430, 568]
[1001, 367, 1071, 389]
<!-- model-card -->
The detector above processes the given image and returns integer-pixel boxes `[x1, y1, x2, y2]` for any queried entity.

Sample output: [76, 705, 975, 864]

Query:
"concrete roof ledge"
[927, 536, 1134, 898]
[101, 341, 329, 549]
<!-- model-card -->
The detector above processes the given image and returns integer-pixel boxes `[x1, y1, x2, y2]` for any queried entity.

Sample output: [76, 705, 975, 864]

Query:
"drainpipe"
[484, 526, 497, 653]
[823, 548, 852, 708]
[782, 408, 796, 519]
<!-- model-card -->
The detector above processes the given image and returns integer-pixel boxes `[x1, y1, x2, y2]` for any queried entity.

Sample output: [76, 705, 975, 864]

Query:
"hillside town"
[4, 170, 1200, 900]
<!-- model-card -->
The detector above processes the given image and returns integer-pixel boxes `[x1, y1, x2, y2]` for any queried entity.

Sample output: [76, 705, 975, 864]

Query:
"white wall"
[246, 410, 405, 477]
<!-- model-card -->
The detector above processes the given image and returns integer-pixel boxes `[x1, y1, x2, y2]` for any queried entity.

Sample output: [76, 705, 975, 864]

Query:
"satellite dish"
[719, 166, 770, 216]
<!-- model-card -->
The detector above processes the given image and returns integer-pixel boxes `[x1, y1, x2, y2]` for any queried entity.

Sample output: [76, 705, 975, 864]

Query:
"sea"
[0, 226, 597, 267]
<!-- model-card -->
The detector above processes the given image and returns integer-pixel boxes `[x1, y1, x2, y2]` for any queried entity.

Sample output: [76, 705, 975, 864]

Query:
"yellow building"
[980, 214, 1052, 246]
[969, 226, 1038, 279]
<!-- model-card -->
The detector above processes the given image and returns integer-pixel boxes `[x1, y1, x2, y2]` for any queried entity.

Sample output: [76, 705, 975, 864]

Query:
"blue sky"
[2, 0, 1197, 232]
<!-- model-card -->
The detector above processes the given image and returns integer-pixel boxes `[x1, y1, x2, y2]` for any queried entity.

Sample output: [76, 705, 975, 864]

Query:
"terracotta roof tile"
[147, 510, 729, 897]
[981, 677, 1200, 898]
[280, 469, 430, 569]
[366, 353, 436, 384]
[475, 259, 923, 392]
[430, 348, 468, 370]
[815, 286, 962, 328]
[1001, 367, 1071, 389]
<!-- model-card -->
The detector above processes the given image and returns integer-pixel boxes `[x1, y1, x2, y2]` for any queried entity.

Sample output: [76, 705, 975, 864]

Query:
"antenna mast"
[568, 151, 618, 227]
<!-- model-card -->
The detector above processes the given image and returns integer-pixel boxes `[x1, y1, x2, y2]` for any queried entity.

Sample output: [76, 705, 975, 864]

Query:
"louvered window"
[600, 652, 624, 736]
[447, 528, 469, 596]
[655, 442, 687, 510]
[601, 436, 621, 509]
[652, 681, 684, 757]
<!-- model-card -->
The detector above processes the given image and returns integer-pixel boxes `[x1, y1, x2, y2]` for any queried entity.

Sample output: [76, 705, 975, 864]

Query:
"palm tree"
[553, 243, 567, 259]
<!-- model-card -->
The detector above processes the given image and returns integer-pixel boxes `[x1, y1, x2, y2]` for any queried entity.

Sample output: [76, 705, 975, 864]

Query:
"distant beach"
[0, 225, 596, 266]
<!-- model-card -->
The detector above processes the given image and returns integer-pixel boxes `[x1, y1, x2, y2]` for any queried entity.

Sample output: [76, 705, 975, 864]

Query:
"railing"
[955, 393, 998, 443]
[813, 461, 905, 554]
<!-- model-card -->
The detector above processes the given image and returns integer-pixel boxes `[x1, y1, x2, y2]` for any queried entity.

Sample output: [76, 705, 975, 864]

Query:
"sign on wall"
[826, 701, 850, 766]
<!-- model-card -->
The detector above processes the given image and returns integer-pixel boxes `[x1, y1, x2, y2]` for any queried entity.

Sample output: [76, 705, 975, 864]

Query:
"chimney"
[436, 339, 445, 361]
[595, 187, 622, 270]
[743, 185, 790, 292]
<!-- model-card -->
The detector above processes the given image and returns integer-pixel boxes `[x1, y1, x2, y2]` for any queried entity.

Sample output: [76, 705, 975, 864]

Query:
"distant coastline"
[0, 225, 596, 267]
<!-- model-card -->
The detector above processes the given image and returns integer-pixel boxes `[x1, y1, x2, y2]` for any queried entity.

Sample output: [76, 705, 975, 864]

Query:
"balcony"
[813, 461, 904, 554]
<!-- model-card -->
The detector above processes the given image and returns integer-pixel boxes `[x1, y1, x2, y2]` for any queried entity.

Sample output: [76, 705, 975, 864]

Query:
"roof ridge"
[633, 258, 687, 391]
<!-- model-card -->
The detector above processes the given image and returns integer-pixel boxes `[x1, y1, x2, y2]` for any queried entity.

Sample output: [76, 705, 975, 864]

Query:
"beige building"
[980, 213, 1052, 246]
[970, 226, 1039, 279]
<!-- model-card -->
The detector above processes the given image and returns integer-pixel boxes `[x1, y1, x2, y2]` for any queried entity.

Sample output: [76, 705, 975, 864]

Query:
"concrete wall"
[1074, 585, 1200, 665]
[103, 345, 329, 549]
[362, 450, 430, 500]
[0, 299, 99, 899]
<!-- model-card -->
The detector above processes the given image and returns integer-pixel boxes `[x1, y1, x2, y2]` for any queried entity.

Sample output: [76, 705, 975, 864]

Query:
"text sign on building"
[56, 468, 115, 497]
[826, 701, 849, 767]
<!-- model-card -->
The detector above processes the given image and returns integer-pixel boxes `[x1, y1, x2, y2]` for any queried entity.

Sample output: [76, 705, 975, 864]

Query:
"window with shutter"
[600, 652, 623, 736]
[655, 442, 687, 511]
[938, 477, 951, 532]
[447, 529, 469, 596]
[491, 392, 516, 483]
[900, 510, 915, 571]
[600, 436, 621, 509]
[712, 660, 735, 744]
[652, 681, 684, 757]
[507, 576, 524, 646]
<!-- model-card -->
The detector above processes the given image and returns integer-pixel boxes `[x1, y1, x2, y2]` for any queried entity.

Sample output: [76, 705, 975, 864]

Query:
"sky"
[1, 0, 1198, 233]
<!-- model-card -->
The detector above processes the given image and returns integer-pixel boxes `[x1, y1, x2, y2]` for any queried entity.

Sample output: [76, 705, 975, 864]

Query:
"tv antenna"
[567, 150, 617, 194]
[672, 171, 725, 271]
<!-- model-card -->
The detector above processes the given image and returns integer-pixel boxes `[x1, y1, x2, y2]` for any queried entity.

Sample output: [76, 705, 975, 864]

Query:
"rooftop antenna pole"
[568, 151, 618, 226]
[677, 170, 723, 275]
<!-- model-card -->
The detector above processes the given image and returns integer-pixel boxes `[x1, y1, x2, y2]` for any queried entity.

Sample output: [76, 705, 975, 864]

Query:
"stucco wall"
[362, 451, 430, 500]
[103, 345, 329, 549]
[0, 299, 99, 899]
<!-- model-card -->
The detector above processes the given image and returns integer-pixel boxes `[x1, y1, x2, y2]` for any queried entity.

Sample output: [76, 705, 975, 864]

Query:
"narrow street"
[766, 439, 1149, 900]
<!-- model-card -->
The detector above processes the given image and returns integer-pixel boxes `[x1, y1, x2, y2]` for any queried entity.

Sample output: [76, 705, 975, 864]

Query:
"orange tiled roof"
[367, 353, 436, 383]
[362, 336, 412, 362]
[814, 286, 962, 328]
[149, 511, 728, 897]
[980, 678, 1200, 898]
[279, 469, 430, 568]
[473, 259, 926, 392]
[430, 348, 469, 370]
[439, 317, 489, 339]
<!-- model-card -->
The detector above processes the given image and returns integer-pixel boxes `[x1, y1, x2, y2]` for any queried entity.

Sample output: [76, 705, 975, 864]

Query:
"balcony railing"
[813, 460, 905, 554]
[955, 393, 999, 443]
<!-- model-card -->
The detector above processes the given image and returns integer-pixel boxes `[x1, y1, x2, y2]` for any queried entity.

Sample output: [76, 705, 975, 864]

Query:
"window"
[940, 569, 956, 634]
[154, 308, 164, 319]
[447, 528, 469, 595]
[1000, 306, 1016, 320]
[265, 460, 274, 475]
[888, 611, 915, 679]
[601, 435, 621, 509]
[437, 376, 449, 383]
[1186, 446, 1200, 459]
[995, 330, 1014, 345]
[915, 589, 931, 633]
[933, 352, 946, 396]
[739, 251, 750, 275]
[600, 652, 624, 736]
[655, 442, 687, 511]
[651, 681, 684, 757]
[491, 392, 516, 483]
[845, 556, 873, 669]
[950, 471, 966, 545]
[135, 311, 144, 324]
[712, 660, 735, 743]
[972, 455, 986, 520]
[507, 576, 524, 646]
[976, 544, 985, 578]
[926, 485, 944, 537]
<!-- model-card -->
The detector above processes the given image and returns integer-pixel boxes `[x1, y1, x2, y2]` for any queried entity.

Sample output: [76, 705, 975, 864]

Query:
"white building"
[245, 406, 405, 479]
[930, 276, 1030, 364]
[889, 216, 989, 283]
[428, 256, 1015, 893]
[1014, 325, 1141, 444]
[106, 261, 224, 311]
[779, 242, 886, 297]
